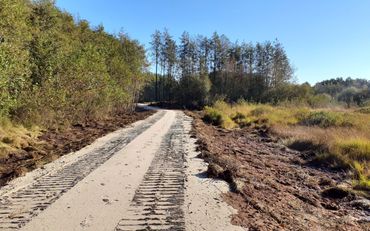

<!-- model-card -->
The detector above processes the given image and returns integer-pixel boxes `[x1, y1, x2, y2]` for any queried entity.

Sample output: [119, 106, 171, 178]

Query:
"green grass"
[203, 106, 236, 129]
[336, 139, 370, 161]
[352, 161, 370, 191]
[230, 112, 252, 127]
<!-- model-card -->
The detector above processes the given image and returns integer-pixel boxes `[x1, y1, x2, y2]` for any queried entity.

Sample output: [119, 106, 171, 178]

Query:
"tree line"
[142, 29, 294, 107]
[314, 77, 370, 107]
[142, 30, 370, 108]
[0, 0, 147, 127]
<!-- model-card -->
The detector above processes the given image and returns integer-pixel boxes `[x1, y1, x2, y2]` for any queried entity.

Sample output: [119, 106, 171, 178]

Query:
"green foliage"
[0, 0, 147, 127]
[315, 77, 370, 107]
[231, 112, 251, 127]
[352, 161, 370, 191]
[0, 0, 32, 116]
[145, 30, 295, 105]
[177, 75, 211, 108]
[203, 106, 236, 129]
[203, 107, 223, 126]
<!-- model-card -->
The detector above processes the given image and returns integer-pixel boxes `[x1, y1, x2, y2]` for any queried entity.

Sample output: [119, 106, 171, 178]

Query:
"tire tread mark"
[0, 111, 165, 230]
[115, 113, 189, 231]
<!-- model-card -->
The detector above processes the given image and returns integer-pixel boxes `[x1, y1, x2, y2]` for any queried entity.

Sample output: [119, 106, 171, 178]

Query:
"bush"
[203, 106, 236, 129]
[299, 111, 343, 128]
[203, 107, 223, 126]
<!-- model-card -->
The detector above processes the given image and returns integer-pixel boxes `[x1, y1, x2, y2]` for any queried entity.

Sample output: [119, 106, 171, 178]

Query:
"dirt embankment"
[0, 108, 155, 187]
[187, 111, 369, 231]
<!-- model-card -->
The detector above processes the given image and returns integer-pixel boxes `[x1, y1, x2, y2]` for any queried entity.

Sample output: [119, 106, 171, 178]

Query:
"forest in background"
[142, 30, 370, 109]
[0, 0, 147, 128]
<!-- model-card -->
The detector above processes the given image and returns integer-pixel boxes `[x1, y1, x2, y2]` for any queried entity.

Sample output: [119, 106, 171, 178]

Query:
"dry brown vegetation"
[189, 110, 369, 231]
[203, 101, 370, 192]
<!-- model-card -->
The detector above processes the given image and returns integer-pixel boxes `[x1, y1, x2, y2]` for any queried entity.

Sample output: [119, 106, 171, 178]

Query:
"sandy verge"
[189, 111, 369, 231]
[183, 114, 245, 231]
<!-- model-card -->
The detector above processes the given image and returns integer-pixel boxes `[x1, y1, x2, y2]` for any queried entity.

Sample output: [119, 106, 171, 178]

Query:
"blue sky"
[55, 0, 370, 84]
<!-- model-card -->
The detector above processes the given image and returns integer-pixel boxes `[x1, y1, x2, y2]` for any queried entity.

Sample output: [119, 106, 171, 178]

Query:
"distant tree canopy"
[144, 30, 369, 108]
[145, 30, 295, 107]
[0, 0, 148, 126]
[314, 77, 370, 107]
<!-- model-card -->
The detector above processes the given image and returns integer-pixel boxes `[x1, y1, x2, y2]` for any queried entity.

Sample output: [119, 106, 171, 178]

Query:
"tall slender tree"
[150, 30, 161, 101]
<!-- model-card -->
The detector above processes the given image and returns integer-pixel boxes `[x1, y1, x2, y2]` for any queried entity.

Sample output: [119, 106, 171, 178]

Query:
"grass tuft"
[336, 139, 370, 161]
[299, 111, 350, 128]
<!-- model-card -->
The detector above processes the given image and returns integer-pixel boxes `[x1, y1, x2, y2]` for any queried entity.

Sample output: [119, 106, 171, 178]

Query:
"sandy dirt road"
[0, 109, 243, 231]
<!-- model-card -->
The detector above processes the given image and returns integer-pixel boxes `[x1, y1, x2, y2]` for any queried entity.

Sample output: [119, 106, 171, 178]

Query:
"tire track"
[115, 113, 189, 231]
[0, 111, 165, 230]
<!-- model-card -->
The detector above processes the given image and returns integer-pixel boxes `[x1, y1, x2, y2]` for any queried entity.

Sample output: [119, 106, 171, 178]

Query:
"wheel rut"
[0, 111, 165, 230]
[115, 113, 188, 231]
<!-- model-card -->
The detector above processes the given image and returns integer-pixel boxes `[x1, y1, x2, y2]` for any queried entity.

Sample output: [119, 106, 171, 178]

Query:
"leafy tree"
[1, 0, 148, 126]
[0, 0, 31, 116]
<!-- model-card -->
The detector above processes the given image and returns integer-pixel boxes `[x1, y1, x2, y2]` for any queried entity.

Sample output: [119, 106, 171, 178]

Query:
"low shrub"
[299, 111, 345, 128]
[203, 107, 223, 126]
[203, 106, 236, 129]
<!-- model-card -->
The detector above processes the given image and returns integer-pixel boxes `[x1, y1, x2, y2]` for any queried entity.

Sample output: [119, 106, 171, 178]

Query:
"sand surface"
[0, 109, 243, 231]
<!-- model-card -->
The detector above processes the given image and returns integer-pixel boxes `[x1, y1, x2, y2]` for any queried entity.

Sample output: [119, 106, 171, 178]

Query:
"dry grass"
[0, 117, 41, 158]
[203, 101, 370, 192]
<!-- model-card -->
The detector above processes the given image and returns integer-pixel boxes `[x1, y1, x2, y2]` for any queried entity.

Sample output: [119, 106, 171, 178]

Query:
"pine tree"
[150, 30, 161, 101]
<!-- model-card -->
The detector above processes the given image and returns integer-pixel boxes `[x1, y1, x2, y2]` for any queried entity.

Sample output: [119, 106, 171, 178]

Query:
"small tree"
[337, 87, 360, 107]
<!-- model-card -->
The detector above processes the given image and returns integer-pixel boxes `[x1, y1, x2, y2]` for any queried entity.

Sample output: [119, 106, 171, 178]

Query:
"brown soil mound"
[0, 108, 155, 187]
[188, 111, 369, 231]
